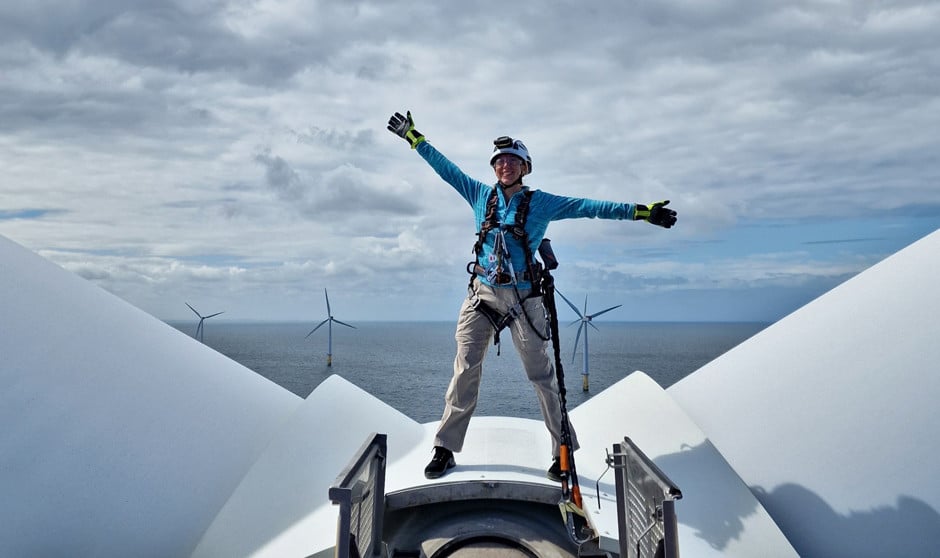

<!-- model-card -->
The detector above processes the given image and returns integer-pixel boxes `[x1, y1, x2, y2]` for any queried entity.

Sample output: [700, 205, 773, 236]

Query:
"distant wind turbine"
[305, 289, 355, 366]
[556, 290, 621, 392]
[186, 302, 224, 343]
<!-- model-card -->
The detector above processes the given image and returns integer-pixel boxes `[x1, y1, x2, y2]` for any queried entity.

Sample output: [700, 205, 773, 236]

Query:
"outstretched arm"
[537, 193, 678, 229]
[386, 110, 489, 206]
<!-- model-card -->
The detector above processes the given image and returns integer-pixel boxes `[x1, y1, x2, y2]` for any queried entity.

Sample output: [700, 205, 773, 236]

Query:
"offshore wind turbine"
[305, 288, 355, 366]
[556, 290, 621, 392]
[186, 302, 224, 343]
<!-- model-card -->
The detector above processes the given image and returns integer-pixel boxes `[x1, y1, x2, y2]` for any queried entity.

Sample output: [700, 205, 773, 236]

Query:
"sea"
[168, 321, 768, 424]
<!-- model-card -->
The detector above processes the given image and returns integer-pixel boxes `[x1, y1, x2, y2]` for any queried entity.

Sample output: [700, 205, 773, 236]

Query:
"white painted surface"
[4, 228, 936, 558]
[192, 375, 425, 558]
[0, 235, 302, 557]
[570, 372, 798, 557]
[669, 228, 940, 557]
[205, 371, 796, 558]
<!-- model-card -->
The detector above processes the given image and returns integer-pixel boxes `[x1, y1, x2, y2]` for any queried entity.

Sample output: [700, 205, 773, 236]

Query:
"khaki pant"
[434, 278, 579, 457]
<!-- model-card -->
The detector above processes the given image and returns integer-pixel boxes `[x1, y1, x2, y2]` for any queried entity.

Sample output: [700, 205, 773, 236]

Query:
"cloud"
[0, 208, 67, 220]
[802, 238, 885, 246]
[253, 148, 421, 217]
[1, 1, 937, 321]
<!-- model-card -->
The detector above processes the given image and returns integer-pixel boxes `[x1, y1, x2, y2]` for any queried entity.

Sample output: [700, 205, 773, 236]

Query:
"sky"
[1, 1, 938, 324]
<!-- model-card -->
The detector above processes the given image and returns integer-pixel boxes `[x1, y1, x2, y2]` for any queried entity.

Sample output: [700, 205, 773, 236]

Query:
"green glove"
[634, 200, 677, 228]
[387, 111, 426, 149]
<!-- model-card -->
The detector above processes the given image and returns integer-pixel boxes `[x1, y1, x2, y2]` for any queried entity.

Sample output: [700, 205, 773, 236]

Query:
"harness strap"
[473, 188, 535, 262]
[511, 188, 533, 240]
[470, 285, 539, 354]
[468, 263, 535, 285]
[472, 188, 502, 257]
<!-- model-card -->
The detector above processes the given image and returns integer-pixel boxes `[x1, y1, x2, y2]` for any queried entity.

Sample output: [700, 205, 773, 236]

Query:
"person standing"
[387, 111, 677, 480]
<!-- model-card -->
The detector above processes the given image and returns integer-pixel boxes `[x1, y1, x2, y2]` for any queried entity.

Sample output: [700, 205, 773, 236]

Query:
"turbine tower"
[556, 290, 621, 391]
[305, 288, 355, 366]
[186, 302, 224, 343]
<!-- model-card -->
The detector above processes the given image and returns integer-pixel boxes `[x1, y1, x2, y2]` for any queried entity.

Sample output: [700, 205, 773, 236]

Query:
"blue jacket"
[417, 141, 638, 288]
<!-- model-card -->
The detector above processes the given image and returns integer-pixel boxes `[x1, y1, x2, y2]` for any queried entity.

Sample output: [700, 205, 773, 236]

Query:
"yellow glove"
[634, 200, 677, 228]
[387, 111, 426, 149]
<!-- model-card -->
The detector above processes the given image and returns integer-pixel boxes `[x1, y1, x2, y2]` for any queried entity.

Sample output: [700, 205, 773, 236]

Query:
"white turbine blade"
[589, 321, 601, 332]
[305, 318, 330, 338]
[589, 304, 622, 319]
[333, 318, 356, 329]
[583, 295, 588, 316]
[205, 311, 224, 319]
[186, 302, 201, 318]
[571, 323, 584, 363]
[555, 289, 583, 318]
[324, 289, 331, 317]
[567, 318, 581, 327]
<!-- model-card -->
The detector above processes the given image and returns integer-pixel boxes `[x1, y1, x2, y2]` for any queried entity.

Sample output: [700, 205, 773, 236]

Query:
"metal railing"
[610, 437, 682, 558]
[328, 433, 388, 558]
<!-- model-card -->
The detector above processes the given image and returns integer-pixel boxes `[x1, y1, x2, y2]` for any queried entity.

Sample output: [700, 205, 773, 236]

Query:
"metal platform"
[329, 434, 680, 558]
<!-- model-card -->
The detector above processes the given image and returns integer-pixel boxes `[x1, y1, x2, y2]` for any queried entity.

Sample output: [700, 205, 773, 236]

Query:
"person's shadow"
[653, 442, 940, 557]
[753, 483, 940, 558]
[651, 441, 759, 550]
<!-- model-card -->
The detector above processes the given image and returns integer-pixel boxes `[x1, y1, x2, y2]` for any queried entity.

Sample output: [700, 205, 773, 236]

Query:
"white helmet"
[490, 136, 532, 175]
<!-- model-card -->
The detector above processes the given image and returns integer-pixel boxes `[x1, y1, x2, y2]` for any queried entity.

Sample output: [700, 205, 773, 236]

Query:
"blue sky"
[1, 1, 938, 323]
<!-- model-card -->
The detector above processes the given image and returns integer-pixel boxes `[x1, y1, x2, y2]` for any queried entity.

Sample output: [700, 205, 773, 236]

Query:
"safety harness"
[466, 187, 548, 353]
[472, 186, 534, 263]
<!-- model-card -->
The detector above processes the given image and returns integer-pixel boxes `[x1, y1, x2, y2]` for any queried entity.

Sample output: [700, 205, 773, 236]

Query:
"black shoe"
[546, 457, 568, 482]
[424, 446, 455, 479]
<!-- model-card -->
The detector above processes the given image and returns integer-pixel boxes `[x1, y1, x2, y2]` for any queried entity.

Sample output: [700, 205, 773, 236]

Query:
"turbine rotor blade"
[589, 304, 622, 319]
[589, 321, 601, 332]
[324, 289, 331, 317]
[571, 323, 584, 363]
[333, 318, 356, 329]
[305, 318, 330, 338]
[555, 289, 583, 317]
[205, 311, 224, 319]
[186, 302, 202, 318]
